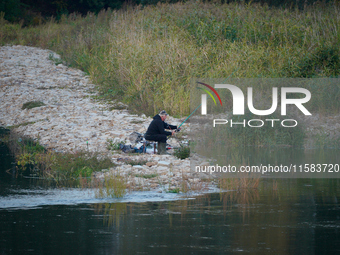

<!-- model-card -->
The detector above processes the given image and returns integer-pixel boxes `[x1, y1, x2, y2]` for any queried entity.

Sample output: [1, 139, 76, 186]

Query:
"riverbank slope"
[0, 45, 211, 193]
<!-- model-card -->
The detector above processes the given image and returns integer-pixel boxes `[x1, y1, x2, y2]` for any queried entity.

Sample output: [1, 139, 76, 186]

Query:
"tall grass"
[1, 1, 339, 116]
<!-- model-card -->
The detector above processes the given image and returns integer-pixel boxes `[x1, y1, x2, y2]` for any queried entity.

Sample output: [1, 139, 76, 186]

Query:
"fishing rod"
[176, 71, 239, 131]
[177, 103, 201, 130]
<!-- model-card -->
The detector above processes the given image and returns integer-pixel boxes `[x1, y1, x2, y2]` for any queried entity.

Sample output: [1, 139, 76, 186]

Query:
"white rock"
[158, 161, 171, 167]
[0, 45, 216, 193]
[132, 165, 144, 169]
[154, 166, 168, 172]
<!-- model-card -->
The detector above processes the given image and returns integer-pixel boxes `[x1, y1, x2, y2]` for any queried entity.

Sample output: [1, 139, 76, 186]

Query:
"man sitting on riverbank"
[144, 110, 178, 154]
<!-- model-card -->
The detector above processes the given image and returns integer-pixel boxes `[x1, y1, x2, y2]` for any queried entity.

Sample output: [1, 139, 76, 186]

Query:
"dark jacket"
[145, 114, 177, 136]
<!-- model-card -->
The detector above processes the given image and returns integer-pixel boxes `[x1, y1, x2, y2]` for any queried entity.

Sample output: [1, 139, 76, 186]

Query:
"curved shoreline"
[0, 45, 213, 193]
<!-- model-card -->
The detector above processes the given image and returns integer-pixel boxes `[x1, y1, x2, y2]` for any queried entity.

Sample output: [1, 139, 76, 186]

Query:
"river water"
[1, 142, 340, 254]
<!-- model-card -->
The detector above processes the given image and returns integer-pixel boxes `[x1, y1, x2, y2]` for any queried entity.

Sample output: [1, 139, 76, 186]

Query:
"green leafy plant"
[106, 139, 122, 151]
[22, 101, 45, 110]
[167, 188, 180, 193]
[16, 153, 36, 173]
[48, 53, 64, 65]
[173, 145, 190, 159]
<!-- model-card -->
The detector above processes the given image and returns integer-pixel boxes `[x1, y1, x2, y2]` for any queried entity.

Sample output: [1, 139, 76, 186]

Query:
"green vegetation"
[95, 174, 127, 198]
[42, 150, 114, 181]
[1, 0, 172, 25]
[7, 120, 45, 129]
[5, 131, 115, 182]
[135, 173, 158, 178]
[218, 176, 260, 191]
[125, 159, 148, 166]
[21, 101, 46, 110]
[6, 133, 45, 174]
[0, 127, 10, 141]
[167, 188, 180, 193]
[106, 139, 122, 151]
[1, 2, 339, 192]
[108, 104, 128, 111]
[1, 1, 339, 116]
[48, 53, 63, 65]
[173, 145, 190, 159]
[3, 130, 128, 197]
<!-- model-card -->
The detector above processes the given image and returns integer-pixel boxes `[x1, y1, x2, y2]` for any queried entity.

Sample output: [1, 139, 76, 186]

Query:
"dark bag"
[120, 144, 135, 153]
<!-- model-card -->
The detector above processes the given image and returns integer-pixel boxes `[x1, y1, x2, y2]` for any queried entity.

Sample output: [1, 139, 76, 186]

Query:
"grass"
[167, 188, 180, 193]
[104, 174, 127, 198]
[125, 159, 148, 166]
[42, 150, 115, 182]
[108, 104, 128, 111]
[135, 173, 158, 179]
[94, 173, 127, 199]
[5, 130, 115, 183]
[130, 120, 144, 124]
[218, 176, 260, 191]
[7, 119, 45, 129]
[21, 101, 46, 110]
[4, 130, 127, 198]
[1, 2, 339, 116]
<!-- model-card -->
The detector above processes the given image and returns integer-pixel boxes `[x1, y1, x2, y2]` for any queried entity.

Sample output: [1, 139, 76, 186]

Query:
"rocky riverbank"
[0, 45, 212, 193]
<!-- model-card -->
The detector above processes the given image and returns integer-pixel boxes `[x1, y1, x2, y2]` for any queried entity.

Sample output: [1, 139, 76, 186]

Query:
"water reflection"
[192, 144, 340, 178]
[1, 179, 340, 254]
[92, 202, 128, 227]
[84, 179, 340, 253]
[2, 139, 340, 254]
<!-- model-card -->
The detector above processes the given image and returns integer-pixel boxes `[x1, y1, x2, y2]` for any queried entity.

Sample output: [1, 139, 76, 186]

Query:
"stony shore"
[0, 45, 212, 193]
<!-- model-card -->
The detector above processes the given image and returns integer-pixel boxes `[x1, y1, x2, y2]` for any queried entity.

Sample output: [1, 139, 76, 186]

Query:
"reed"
[1, 1, 339, 116]
[218, 173, 260, 191]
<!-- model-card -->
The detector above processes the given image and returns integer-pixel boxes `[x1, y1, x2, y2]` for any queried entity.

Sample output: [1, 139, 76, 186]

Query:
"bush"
[173, 145, 190, 159]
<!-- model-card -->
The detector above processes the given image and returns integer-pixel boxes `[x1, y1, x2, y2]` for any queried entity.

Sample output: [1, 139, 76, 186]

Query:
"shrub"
[173, 145, 190, 159]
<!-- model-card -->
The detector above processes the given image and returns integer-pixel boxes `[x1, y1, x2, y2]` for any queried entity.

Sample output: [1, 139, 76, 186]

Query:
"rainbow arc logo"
[197, 82, 222, 106]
